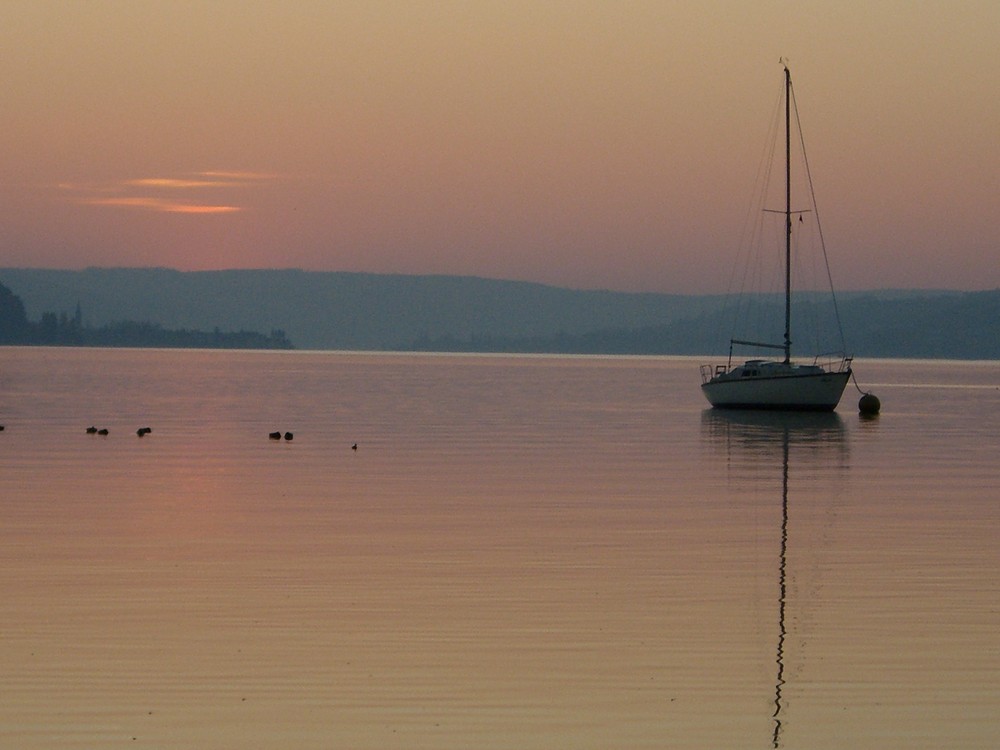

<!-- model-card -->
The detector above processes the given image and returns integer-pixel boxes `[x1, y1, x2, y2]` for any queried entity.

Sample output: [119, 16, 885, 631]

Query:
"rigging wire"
[723, 77, 786, 353]
[720, 70, 851, 362]
[789, 79, 849, 356]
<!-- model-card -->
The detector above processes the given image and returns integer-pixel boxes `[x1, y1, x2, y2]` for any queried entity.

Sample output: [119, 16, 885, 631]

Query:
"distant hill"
[0, 278, 292, 349]
[0, 268, 719, 351]
[1, 268, 997, 359]
[415, 290, 1000, 360]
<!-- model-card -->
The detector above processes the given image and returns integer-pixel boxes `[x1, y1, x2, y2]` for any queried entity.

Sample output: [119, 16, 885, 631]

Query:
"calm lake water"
[1, 348, 997, 749]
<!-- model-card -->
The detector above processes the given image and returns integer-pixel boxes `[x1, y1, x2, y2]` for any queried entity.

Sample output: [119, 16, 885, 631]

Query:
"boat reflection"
[700, 409, 848, 748]
[700, 408, 848, 455]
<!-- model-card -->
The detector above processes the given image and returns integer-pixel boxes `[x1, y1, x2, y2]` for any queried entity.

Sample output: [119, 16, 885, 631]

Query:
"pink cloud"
[80, 196, 242, 213]
[58, 171, 275, 214]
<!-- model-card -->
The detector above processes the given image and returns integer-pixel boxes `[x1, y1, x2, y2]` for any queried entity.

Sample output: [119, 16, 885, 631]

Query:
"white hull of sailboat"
[701, 366, 850, 411]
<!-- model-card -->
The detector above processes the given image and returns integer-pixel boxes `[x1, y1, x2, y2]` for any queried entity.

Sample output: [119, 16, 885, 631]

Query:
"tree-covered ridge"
[0, 282, 292, 349]
[2, 270, 998, 359]
[408, 290, 1000, 360]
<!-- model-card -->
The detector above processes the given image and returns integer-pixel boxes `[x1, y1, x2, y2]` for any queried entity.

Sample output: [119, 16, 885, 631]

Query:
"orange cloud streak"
[126, 178, 243, 189]
[58, 171, 277, 214]
[198, 170, 280, 182]
[81, 196, 242, 214]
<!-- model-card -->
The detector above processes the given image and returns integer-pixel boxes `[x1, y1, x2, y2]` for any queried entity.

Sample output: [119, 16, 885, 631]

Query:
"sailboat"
[701, 64, 853, 411]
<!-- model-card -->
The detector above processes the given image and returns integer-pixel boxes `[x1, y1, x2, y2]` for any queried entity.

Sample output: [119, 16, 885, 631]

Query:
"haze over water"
[1, 348, 997, 748]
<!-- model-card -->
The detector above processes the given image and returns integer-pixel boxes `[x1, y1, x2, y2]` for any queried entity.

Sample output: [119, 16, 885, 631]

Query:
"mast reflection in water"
[701, 409, 848, 747]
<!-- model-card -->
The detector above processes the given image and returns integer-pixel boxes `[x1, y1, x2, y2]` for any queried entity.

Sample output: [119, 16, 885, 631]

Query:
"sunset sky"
[2, 1, 997, 294]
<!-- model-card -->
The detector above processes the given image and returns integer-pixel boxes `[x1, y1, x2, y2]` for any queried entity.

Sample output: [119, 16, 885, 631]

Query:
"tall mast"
[783, 64, 792, 364]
